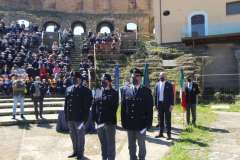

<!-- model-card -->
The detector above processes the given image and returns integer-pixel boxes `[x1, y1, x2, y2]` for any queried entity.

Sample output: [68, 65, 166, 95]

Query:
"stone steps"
[0, 97, 64, 126]
[0, 101, 64, 109]
[0, 97, 64, 103]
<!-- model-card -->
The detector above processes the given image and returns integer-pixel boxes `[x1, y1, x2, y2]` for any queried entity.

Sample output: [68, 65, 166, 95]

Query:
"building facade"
[153, 0, 240, 93]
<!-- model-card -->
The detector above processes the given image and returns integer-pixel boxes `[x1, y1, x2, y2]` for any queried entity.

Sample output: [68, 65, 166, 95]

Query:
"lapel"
[163, 81, 168, 96]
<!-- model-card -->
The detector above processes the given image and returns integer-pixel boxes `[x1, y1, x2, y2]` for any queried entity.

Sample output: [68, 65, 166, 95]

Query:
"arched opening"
[96, 21, 114, 34]
[43, 21, 60, 33]
[126, 23, 138, 32]
[188, 11, 208, 37]
[73, 26, 85, 35]
[71, 22, 86, 36]
[100, 26, 111, 34]
[17, 19, 30, 29]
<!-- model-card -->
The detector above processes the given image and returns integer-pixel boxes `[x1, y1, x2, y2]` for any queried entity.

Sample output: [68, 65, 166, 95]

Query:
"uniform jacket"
[121, 84, 153, 130]
[64, 85, 93, 122]
[92, 88, 119, 125]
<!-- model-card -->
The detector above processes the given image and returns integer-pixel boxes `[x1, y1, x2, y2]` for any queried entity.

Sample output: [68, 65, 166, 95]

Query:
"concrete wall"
[203, 44, 238, 91]
[153, 0, 240, 43]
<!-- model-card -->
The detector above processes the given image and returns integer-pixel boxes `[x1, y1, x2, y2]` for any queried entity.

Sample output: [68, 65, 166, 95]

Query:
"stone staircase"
[0, 97, 64, 126]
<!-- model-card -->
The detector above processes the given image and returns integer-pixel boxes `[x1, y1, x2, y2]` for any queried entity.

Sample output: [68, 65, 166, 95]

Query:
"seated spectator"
[53, 64, 61, 79]
[39, 64, 48, 79]
[52, 41, 59, 53]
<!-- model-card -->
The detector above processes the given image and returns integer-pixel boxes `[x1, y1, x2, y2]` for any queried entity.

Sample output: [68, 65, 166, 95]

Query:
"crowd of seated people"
[0, 21, 121, 97]
[82, 31, 121, 54]
[0, 21, 76, 97]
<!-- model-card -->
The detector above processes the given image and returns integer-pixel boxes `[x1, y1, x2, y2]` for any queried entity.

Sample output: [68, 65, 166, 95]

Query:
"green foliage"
[163, 105, 216, 160]
[214, 92, 235, 104]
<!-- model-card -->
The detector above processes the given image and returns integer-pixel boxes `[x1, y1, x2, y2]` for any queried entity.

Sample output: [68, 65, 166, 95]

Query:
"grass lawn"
[162, 104, 217, 160]
[213, 103, 240, 112]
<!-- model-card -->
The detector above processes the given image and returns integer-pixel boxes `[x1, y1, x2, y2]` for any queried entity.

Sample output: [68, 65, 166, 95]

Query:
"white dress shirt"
[158, 81, 165, 102]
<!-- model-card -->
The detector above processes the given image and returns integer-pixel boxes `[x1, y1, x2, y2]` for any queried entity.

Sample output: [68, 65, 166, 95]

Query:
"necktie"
[134, 87, 138, 95]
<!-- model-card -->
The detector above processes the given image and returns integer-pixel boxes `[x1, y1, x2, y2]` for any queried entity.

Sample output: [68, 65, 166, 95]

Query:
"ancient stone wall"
[0, 0, 152, 14]
[0, 0, 153, 34]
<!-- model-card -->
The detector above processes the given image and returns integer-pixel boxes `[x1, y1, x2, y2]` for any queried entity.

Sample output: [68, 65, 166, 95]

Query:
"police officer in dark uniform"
[92, 73, 119, 160]
[64, 71, 93, 160]
[121, 68, 153, 160]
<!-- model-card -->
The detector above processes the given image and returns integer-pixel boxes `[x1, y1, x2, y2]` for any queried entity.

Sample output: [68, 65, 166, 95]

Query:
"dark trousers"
[157, 102, 171, 135]
[33, 97, 43, 119]
[97, 124, 116, 160]
[127, 130, 146, 160]
[186, 104, 196, 125]
[85, 110, 96, 133]
[68, 121, 85, 159]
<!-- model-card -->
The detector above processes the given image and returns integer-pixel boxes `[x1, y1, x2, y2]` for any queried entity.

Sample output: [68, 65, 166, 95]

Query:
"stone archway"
[96, 21, 114, 33]
[43, 21, 60, 32]
[71, 21, 86, 36]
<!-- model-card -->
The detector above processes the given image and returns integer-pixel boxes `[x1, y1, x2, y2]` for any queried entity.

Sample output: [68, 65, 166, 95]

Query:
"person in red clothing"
[39, 64, 48, 79]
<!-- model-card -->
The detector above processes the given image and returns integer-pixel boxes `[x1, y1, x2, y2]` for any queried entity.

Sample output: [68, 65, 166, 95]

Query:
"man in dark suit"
[121, 68, 153, 160]
[64, 72, 93, 160]
[155, 72, 174, 140]
[29, 76, 47, 120]
[185, 75, 200, 126]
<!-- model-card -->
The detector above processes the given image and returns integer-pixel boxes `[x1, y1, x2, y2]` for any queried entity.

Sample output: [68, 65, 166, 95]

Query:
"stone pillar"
[153, 0, 162, 44]
[234, 49, 240, 94]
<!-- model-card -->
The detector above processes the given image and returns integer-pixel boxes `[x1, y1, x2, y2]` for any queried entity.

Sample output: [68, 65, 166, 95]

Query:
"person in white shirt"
[155, 72, 174, 140]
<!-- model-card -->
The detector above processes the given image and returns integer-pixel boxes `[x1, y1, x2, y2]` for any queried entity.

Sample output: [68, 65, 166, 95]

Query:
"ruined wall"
[0, 0, 152, 14]
[0, 0, 153, 34]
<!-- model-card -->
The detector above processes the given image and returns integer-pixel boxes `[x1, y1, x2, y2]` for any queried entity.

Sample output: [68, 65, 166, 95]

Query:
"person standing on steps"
[155, 72, 174, 140]
[185, 75, 200, 126]
[92, 73, 119, 160]
[121, 68, 153, 160]
[64, 71, 93, 160]
[12, 74, 26, 119]
[30, 76, 47, 120]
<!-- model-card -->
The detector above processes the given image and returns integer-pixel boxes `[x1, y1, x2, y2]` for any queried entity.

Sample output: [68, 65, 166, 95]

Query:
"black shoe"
[21, 114, 25, 119]
[155, 133, 164, 138]
[155, 124, 160, 128]
[12, 115, 16, 119]
[167, 133, 172, 140]
[68, 153, 77, 158]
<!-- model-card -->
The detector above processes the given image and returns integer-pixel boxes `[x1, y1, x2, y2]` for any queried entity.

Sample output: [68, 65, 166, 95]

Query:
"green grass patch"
[214, 103, 240, 112]
[162, 105, 216, 160]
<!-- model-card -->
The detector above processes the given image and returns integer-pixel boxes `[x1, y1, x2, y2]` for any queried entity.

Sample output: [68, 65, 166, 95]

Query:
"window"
[227, 2, 240, 15]
[126, 23, 138, 31]
[191, 15, 205, 37]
